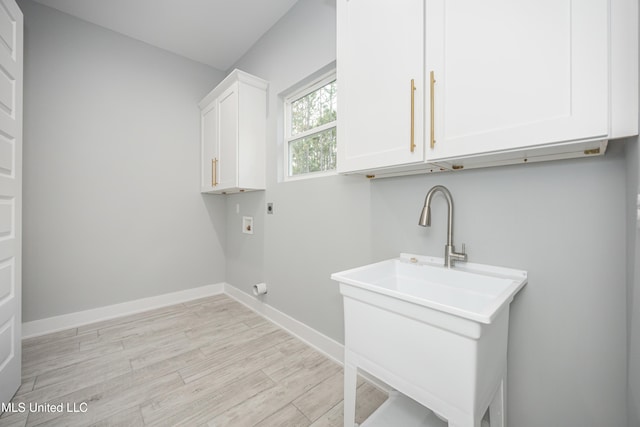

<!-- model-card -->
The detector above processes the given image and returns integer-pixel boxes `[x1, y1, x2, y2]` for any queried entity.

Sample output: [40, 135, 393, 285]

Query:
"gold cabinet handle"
[212, 158, 218, 187]
[430, 71, 436, 149]
[410, 79, 416, 152]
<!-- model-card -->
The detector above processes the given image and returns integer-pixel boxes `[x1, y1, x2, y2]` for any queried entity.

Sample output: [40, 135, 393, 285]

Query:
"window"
[284, 71, 337, 179]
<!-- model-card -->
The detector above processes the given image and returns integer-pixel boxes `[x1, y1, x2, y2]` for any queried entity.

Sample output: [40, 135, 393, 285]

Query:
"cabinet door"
[426, 0, 609, 160]
[337, 0, 425, 173]
[201, 103, 218, 192]
[217, 84, 239, 190]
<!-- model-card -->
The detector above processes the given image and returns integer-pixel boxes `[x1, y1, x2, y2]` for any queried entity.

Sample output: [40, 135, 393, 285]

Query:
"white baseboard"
[20, 281, 390, 393]
[22, 283, 225, 339]
[223, 283, 344, 365]
[224, 283, 391, 393]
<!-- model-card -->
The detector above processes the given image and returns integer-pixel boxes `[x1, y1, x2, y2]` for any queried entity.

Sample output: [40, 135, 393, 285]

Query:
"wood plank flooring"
[0, 295, 387, 426]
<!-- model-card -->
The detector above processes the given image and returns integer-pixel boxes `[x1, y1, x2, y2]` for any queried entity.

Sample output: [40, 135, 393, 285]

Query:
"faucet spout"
[418, 185, 467, 268]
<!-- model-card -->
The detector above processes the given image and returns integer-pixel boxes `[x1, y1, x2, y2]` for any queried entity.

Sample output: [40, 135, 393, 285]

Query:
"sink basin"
[331, 253, 527, 324]
[333, 254, 527, 426]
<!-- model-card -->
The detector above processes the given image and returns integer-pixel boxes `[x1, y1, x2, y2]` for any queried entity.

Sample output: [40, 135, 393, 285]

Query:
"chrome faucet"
[418, 185, 467, 268]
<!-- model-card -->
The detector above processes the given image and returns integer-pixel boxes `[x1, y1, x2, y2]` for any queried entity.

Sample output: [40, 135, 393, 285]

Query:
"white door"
[200, 102, 218, 193]
[337, 0, 425, 173]
[0, 0, 22, 405]
[217, 84, 238, 191]
[426, 0, 608, 160]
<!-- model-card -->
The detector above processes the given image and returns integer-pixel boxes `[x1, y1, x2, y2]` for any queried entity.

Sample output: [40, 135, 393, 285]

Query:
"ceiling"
[32, 0, 299, 71]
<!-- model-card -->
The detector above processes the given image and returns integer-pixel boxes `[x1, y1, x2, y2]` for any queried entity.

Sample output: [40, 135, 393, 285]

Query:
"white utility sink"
[332, 254, 527, 427]
[332, 253, 527, 324]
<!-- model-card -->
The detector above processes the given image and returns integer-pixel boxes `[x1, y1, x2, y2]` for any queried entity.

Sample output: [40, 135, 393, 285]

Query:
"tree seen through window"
[287, 78, 337, 176]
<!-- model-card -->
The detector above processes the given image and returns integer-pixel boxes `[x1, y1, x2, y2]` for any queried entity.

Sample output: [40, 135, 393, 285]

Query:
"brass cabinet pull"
[430, 71, 436, 149]
[410, 79, 416, 152]
[212, 158, 218, 187]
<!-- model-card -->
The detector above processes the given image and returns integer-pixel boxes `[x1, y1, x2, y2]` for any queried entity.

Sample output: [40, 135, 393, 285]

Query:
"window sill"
[283, 170, 338, 182]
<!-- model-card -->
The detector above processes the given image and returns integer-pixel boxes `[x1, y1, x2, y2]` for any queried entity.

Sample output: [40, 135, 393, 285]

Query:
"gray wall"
[19, 0, 227, 321]
[229, 0, 631, 425]
[627, 134, 640, 427]
[227, 0, 372, 341]
[371, 151, 627, 427]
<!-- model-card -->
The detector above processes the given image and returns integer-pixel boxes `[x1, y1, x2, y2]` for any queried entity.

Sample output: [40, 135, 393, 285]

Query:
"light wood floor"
[0, 294, 387, 426]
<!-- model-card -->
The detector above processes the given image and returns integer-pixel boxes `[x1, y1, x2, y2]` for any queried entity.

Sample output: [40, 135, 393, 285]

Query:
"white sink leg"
[489, 375, 506, 427]
[344, 356, 358, 427]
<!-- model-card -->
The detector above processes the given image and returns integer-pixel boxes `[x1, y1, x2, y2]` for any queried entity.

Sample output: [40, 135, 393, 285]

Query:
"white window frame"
[284, 70, 337, 181]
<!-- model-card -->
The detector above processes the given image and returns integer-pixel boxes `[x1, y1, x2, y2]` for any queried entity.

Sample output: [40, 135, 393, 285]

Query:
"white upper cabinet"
[428, 0, 609, 160]
[337, 0, 638, 175]
[199, 70, 267, 194]
[337, 0, 426, 173]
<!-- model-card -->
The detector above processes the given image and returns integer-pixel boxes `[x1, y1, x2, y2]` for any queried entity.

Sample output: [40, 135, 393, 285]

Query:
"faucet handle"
[459, 243, 468, 262]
